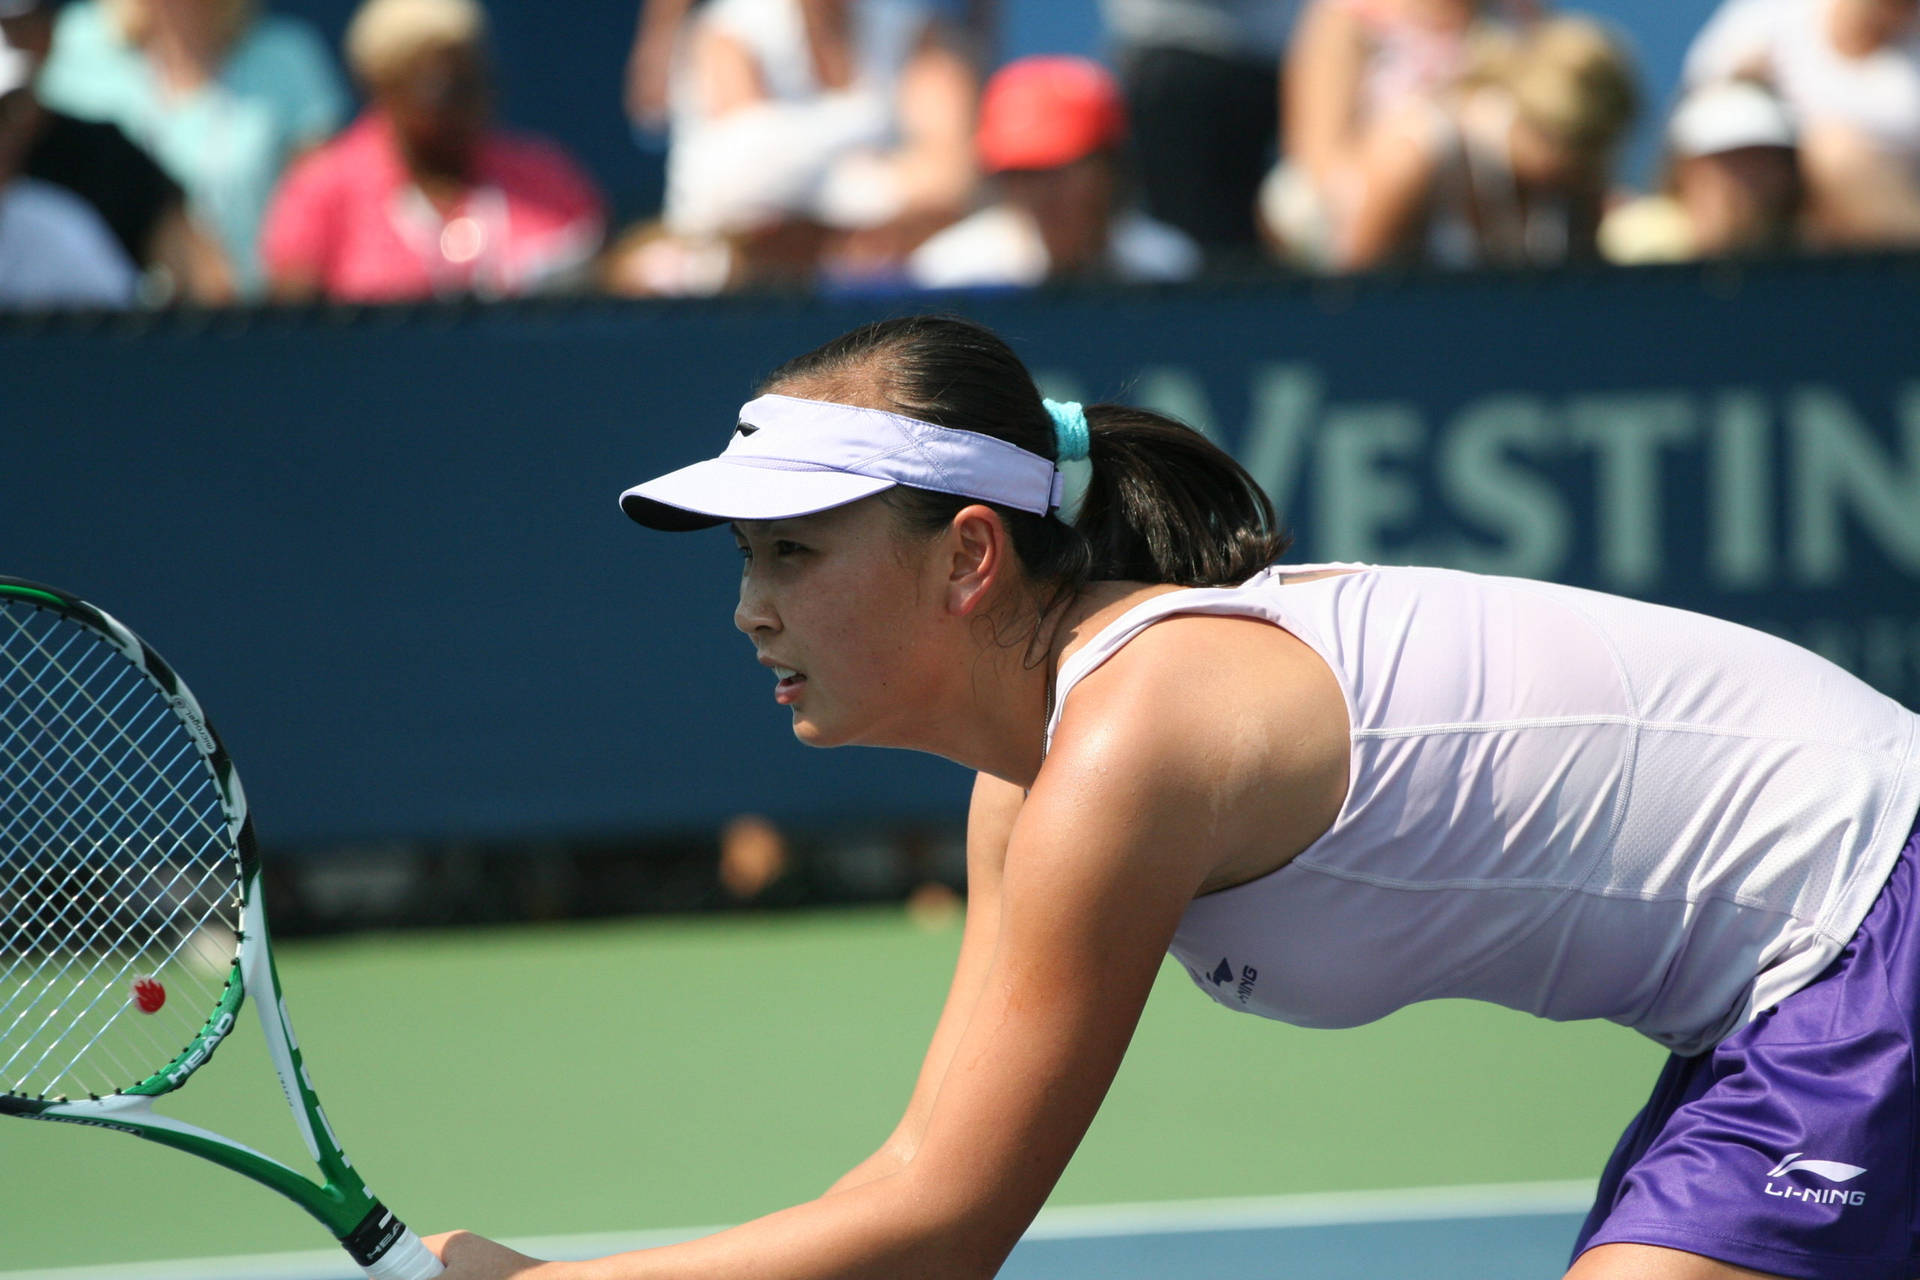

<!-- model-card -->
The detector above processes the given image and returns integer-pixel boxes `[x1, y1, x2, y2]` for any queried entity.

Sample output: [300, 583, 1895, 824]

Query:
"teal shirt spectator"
[37, 1, 350, 296]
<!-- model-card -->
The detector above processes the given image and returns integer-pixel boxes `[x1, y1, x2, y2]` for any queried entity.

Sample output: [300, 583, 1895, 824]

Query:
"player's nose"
[735, 573, 778, 636]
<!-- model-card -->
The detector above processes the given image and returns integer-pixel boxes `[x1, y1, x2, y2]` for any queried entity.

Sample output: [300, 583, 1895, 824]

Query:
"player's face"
[732, 497, 948, 749]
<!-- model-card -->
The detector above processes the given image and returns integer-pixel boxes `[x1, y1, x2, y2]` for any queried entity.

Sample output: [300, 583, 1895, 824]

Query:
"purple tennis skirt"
[1573, 808, 1920, 1279]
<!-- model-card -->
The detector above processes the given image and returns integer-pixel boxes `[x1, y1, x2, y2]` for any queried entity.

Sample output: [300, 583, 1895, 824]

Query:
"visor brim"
[619, 458, 897, 531]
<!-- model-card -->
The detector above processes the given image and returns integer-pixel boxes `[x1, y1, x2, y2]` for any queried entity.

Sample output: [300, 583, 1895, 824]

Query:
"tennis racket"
[0, 577, 442, 1279]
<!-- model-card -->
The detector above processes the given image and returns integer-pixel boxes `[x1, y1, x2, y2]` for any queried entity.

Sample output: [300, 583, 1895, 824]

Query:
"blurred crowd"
[3, 0, 1919, 308]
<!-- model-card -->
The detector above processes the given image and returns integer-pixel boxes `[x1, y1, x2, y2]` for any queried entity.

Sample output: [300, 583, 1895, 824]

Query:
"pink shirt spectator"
[262, 111, 605, 302]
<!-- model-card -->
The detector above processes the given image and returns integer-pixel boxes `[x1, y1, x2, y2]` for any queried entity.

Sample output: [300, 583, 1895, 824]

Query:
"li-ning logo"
[1204, 957, 1259, 1006]
[1763, 1153, 1868, 1207]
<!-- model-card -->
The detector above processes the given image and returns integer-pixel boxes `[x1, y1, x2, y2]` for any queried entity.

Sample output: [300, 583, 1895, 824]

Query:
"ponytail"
[760, 315, 1290, 613]
[1074, 403, 1288, 586]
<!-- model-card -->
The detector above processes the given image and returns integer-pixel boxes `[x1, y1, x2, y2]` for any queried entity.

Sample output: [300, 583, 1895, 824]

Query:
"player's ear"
[944, 504, 1011, 618]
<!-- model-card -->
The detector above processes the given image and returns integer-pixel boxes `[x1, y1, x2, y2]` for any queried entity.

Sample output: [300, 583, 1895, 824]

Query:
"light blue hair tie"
[1045, 399, 1089, 460]
[1043, 399, 1093, 524]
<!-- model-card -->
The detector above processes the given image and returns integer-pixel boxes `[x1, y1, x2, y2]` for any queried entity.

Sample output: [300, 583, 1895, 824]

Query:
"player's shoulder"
[1083, 606, 1326, 705]
[1050, 594, 1341, 785]
[1035, 599, 1348, 879]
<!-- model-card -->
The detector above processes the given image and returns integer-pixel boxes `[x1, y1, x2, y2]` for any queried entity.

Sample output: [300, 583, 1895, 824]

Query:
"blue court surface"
[0, 1182, 1593, 1280]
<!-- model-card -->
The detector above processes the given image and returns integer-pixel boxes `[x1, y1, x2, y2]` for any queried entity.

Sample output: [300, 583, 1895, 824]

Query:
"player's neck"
[940, 581, 1180, 787]
[886, 632, 1050, 785]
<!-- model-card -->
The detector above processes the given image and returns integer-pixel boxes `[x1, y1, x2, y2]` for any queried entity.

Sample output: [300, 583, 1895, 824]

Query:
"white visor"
[620, 394, 1065, 530]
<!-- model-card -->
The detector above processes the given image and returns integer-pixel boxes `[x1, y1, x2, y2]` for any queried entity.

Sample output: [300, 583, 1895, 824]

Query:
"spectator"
[1, 0, 232, 303]
[34, 0, 348, 297]
[1267, 0, 1531, 266]
[658, 0, 977, 288]
[1099, 0, 1295, 262]
[624, 0, 704, 142]
[1684, 0, 1920, 248]
[0, 25, 135, 306]
[716, 813, 792, 903]
[1600, 78, 1803, 262]
[1283, 14, 1636, 271]
[908, 54, 1200, 287]
[260, 0, 606, 303]
[624, 0, 992, 140]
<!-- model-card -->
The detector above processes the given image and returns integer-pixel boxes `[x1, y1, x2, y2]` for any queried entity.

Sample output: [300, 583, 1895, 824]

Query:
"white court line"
[1019, 1179, 1596, 1239]
[0, 1180, 1597, 1280]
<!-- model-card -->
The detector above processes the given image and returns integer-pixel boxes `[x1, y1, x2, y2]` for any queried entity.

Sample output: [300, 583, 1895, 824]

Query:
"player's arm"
[1568, 1242, 1790, 1278]
[822, 769, 1022, 1194]
[431, 631, 1275, 1280]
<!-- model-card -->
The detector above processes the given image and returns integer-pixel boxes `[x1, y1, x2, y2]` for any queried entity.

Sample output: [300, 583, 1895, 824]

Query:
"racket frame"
[0, 578, 439, 1278]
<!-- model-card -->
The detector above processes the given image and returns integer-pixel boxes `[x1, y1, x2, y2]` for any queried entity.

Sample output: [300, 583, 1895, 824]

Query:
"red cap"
[976, 55, 1127, 174]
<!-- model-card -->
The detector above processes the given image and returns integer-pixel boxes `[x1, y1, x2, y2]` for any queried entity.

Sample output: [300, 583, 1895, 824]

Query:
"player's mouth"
[771, 664, 807, 704]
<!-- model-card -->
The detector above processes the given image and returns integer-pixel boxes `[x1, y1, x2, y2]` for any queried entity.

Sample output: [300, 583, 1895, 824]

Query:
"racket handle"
[363, 1227, 444, 1279]
[345, 1204, 444, 1279]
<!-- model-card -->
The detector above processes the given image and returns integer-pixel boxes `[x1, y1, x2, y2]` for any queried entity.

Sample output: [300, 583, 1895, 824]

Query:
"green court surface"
[0, 905, 1663, 1272]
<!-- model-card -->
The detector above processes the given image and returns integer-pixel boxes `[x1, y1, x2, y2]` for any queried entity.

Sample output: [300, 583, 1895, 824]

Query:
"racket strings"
[1, 629, 231, 953]
[3, 619, 226, 858]
[1, 697, 238, 1096]
[0, 853, 234, 1092]
[1, 602, 243, 1102]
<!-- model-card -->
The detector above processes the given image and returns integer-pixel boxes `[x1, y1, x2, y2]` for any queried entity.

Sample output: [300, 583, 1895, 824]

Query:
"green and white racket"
[0, 577, 442, 1279]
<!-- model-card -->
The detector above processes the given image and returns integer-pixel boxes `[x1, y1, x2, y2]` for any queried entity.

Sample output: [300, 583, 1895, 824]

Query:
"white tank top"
[1044, 565, 1920, 1056]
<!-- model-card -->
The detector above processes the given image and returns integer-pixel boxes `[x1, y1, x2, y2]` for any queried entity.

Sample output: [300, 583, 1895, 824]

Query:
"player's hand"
[424, 1230, 570, 1278]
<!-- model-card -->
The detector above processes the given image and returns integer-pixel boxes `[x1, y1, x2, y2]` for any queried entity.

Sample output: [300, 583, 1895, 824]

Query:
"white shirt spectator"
[908, 203, 1201, 288]
[664, 0, 934, 235]
[0, 176, 136, 307]
[1686, 0, 1920, 160]
[702, 0, 924, 105]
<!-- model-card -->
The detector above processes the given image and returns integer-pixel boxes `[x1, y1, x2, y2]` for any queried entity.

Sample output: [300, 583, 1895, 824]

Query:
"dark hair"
[760, 315, 1289, 621]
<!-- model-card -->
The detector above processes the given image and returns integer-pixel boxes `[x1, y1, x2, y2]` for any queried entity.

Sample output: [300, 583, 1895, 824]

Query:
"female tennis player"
[429, 315, 1920, 1280]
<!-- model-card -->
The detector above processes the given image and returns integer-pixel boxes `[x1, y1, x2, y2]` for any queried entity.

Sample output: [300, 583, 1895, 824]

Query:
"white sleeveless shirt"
[1044, 565, 1920, 1056]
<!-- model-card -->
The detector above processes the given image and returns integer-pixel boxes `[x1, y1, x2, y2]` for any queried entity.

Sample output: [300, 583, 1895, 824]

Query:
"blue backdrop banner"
[4, 256, 1917, 846]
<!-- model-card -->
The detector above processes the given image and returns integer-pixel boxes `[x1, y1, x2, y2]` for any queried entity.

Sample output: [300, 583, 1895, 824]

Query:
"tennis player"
[429, 315, 1920, 1280]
